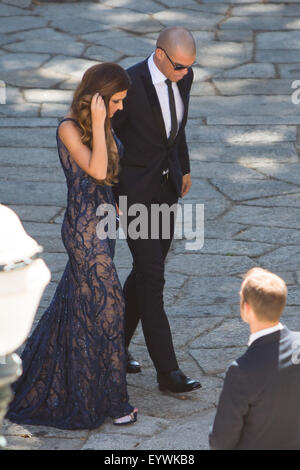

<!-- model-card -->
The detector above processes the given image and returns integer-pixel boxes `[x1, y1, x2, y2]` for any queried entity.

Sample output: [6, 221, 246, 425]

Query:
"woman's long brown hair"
[71, 63, 131, 186]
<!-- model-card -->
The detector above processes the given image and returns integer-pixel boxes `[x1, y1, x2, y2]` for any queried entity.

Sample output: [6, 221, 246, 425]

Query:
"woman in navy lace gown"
[6, 63, 138, 430]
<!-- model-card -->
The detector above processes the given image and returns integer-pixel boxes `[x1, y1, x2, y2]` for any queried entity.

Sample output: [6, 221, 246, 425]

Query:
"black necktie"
[165, 78, 178, 143]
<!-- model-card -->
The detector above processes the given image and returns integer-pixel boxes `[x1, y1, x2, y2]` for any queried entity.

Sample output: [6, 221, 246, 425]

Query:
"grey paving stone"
[0, 33, 16, 46]
[83, 45, 122, 62]
[100, 0, 163, 14]
[193, 66, 223, 81]
[132, 316, 222, 350]
[257, 31, 300, 50]
[85, 36, 156, 57]
[256, 50, 300, 64]
[7, 27, 76, 42]
[207, 115, 300, 125]
[213, 79, 296, 96]
[243, 193, 300, 209]
[4, 435, 86, 451]
[196, 42, 252, 68]
[217, 29, 253, 42]
[200, 220, 246, 240]
[285, 285, 300, 306]
[49, 16, 110, 35]
[0, 128, 56, 147]
[3, 420, 88, 439]
[3, 204, 62, 223]
[174, 238, 276, 258]
[5, 40, 86, 57]
[40, 55, 99, 80]
[0, 69, 66, 89]
[234, 226, 300, 247]
[40, 103, 70, 118]
[202, 0, 257, 2]
[190, 81, 216, 96]
[80, 30, 132, 45]
[189, 96, 300, 118]
[120, 19, 163, 34]
[0, 103, 40, 117]
[217, 63, 276, 78]
[169, 276, 241, 311]
[0, 147, 59, 167]
[233, 3, 300, 16]
[210, 179, 300, 202]
[0, 53, 50, 71]
[258, 246, 300, 272]
[3, 87, 24, 105]
[0, 118, 58, 127]
[187, 123, 296, 144]
[189, 162, 265, 182]
[23, 89, 73, 104]
[33, 3, 101, 19]
[191, 318, 249, 349]
[188, 142, 299, 163]
[136, 410, 215, 451]
[250, 162, 300, 187]
[177, 3, 230, 14]
[223, 205, 300, 230]
[3, 0, 32, 7]
[187, 30, 215, 45]
[81, 432, 144, 451]
[158, 0, 200, 8]
[167, 303, 233, 317]
[281, 316, 300, 332]
[221, 15, 300, 30]
[190, 347, 246, 376]
[279, 64, 300, 79]
[56, 77, 81, 91]
[270, 0, 300, 2]
[117, 56, 146, 69]
[0, 166, 65, 183]
[0, 4, 34, 15]
[0, 180, 67, 206]
[166, 254, 256, 277]
[153, 9, 223, 31]
[42, 252, 68, 277]
[0, 16, 47, 34]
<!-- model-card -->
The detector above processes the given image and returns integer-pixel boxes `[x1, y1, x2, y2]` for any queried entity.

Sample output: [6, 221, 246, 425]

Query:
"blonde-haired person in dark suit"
[209, 267, 300, 450]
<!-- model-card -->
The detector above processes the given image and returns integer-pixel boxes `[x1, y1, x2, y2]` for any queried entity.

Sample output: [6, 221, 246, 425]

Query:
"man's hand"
[181, 173, 192, 198]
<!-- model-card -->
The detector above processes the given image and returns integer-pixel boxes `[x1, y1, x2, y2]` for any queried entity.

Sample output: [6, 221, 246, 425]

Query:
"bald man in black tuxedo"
[112, 27, 201, 394]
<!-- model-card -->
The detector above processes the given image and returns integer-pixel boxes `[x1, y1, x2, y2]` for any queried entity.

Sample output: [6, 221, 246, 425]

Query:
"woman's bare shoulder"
[58, 117, 80, 142]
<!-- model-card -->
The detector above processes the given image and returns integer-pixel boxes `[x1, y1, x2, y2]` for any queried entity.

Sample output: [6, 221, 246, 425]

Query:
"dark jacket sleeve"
[178, 130, 190, 175]
[178, 69, 193, 176]
[209, 361, 249, 450]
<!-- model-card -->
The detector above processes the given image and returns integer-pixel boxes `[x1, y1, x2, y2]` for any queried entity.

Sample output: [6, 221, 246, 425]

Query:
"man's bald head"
[156, 27, 196, 57]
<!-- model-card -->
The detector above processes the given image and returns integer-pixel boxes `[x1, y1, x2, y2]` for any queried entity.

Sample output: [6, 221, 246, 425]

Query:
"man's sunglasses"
[157, 47, 195, 71]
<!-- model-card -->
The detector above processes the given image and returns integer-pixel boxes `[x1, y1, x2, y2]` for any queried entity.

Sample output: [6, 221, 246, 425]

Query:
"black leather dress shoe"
[157, 369, 202, 393]
[126, 350, 141, 374]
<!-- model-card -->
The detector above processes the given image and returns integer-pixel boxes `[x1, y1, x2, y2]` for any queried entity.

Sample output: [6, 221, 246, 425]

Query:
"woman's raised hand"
[91, 93, 106, 127]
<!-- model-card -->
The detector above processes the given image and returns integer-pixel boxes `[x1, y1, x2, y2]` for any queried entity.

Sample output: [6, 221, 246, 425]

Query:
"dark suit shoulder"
[126, 59, 148, 79]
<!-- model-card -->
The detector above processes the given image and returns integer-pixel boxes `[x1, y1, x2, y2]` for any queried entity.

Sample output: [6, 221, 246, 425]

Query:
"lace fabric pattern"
[6, 118, 133, 430]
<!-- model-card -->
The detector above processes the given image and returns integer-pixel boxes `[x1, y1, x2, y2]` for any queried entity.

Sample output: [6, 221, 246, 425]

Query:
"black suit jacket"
[112, 58, 193, 205]
[209, 326, 300, 450]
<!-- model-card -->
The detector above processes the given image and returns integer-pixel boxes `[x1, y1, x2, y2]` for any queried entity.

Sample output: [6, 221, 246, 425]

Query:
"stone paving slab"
[1, 0, 300, 452]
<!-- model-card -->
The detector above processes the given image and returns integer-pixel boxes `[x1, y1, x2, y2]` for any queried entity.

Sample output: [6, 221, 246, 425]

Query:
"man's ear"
[155, 48, 164, 61]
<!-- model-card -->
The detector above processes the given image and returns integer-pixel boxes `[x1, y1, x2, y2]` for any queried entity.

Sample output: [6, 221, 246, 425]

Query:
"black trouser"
[122, 176, 179, 373]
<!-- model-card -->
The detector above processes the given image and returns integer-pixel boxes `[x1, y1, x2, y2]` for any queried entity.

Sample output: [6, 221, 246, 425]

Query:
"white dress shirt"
[248, 322, 284, 347]
[147, 52, 184, 139]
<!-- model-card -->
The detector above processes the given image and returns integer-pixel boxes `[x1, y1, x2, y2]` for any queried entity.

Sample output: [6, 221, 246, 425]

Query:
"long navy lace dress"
[6, 118, 134, 430]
